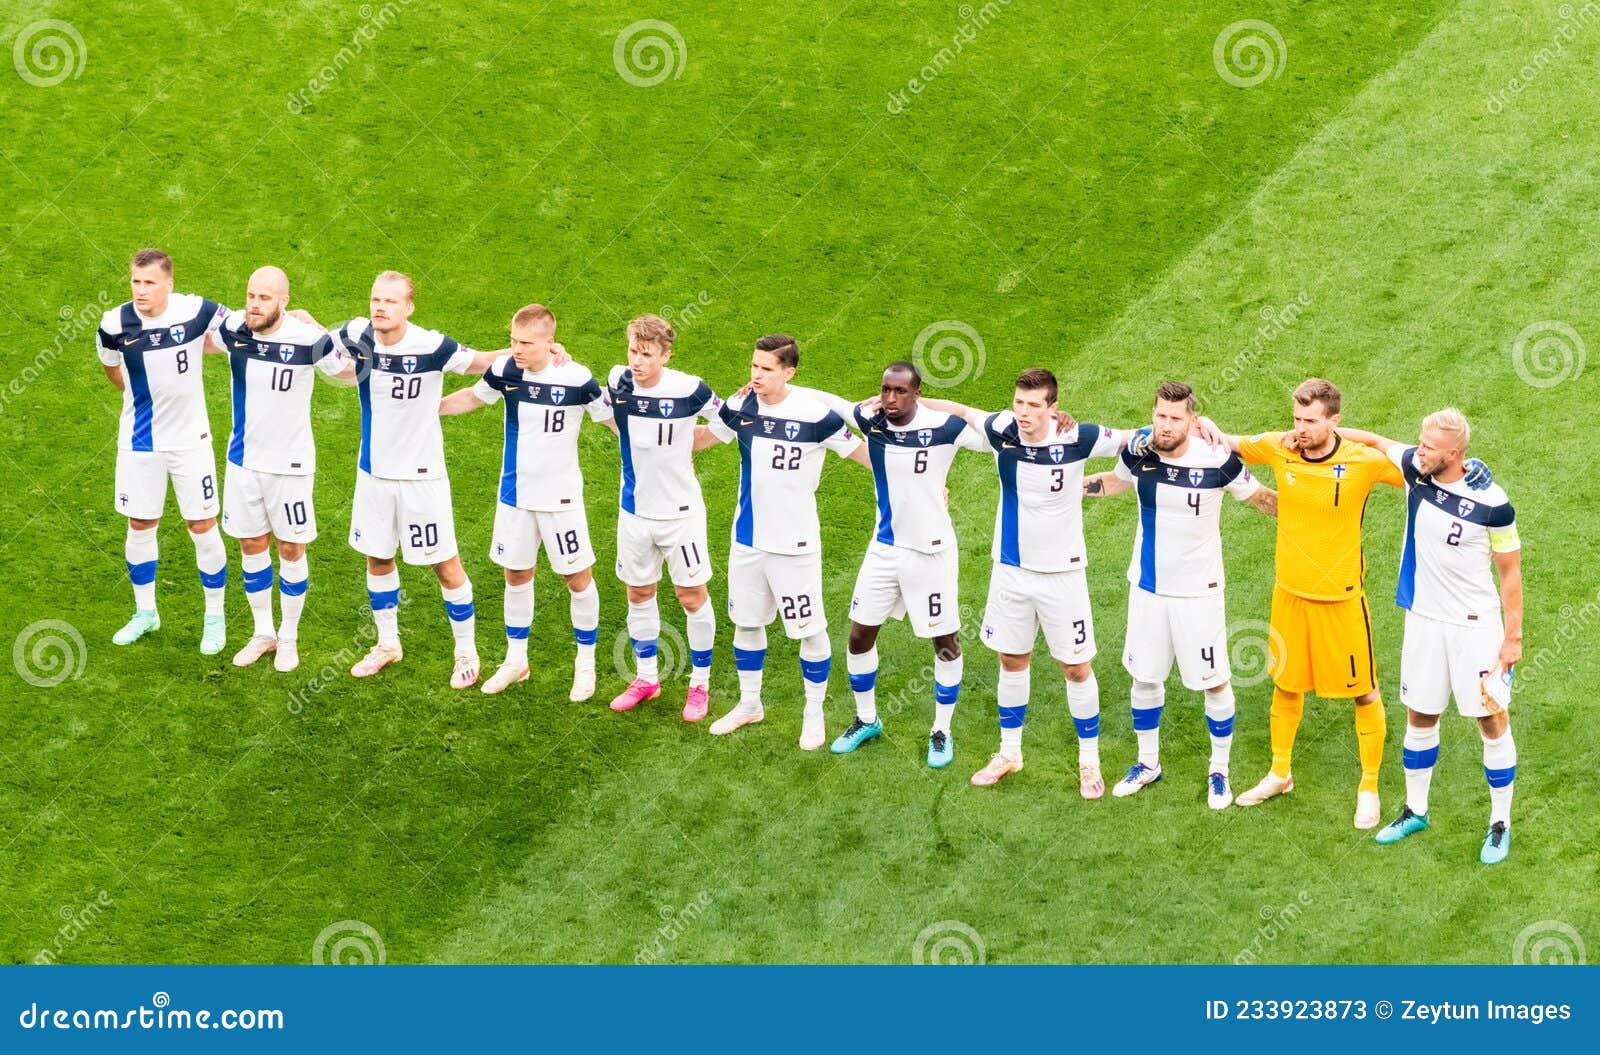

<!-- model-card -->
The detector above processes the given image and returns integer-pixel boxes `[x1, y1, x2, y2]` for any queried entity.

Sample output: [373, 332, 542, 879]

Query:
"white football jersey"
[218, 313, 347, 475]
[328, 318, 474, 480]
[607, 365, 721, 520]
[96, 294, 227, 451]
[1390, 445, 1517, 627]
[472, 356, 612, 512]
[1111, 439, 1259, 597]
[853, 403, 986, 554]
[983, 411, 1122, 573]
[706, 389, 861, 554]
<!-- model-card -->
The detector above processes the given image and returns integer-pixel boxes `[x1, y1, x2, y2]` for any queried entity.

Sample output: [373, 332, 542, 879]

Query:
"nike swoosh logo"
[1346, 680, 1358, 688]
[1002, 442, 1017, 449]
[1140, 465, 1156, 472]
[740, 418, 752, 425]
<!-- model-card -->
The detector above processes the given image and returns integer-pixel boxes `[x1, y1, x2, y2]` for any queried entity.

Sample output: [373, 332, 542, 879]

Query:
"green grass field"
[2, 0, 1596, 964]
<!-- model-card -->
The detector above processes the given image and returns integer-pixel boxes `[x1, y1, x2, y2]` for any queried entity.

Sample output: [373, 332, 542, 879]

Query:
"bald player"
[215, 267, 354, 672]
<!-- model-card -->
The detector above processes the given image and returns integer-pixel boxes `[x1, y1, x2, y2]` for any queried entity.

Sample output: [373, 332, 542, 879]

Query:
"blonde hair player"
[1332, 409, 1520, 864]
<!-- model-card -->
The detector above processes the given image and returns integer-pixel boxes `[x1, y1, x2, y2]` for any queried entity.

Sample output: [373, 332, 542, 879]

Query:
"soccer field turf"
[2, 0, 1596, 964]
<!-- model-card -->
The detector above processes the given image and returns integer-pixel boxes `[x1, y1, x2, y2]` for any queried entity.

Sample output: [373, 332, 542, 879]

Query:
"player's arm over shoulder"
[1236, 431, 1286, 465]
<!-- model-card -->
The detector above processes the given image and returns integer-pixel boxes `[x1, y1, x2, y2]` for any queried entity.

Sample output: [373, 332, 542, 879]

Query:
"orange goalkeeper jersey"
[1237, 432, 1403, 601]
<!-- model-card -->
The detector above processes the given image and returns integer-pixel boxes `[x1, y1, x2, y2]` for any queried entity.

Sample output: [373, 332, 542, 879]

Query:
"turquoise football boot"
[927, 730, 953, 769]
[830, 718, 882, 754]
[1480, 822, 1511, 865]
[112, 609, 161, 645]
[1374, 806, 1429, 845]
[200, 613, 227, 656]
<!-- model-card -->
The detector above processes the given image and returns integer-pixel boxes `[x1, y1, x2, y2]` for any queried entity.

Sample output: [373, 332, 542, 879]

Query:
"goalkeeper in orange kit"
[1195, 379, 1490, 828]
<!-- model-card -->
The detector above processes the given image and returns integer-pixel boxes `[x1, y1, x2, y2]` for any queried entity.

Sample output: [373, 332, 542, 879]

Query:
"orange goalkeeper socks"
[1269, 687, 1304, 778]
[1354, 694, 1386, 794]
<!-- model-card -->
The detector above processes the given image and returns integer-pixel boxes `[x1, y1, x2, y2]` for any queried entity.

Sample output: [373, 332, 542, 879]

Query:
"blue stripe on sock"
[631, 638, 658, 659]
[279, 577, 308, 598]
[799, 657, 830, 683]
[998, 704, 1027, 729]
[444, 600, 475, 622]
[1073, 715, 1100, 739]
[690, 648, 713, 669]
[573, 626, 598, 646]
[242, 565, 274, 593]
[199, 566, 227, 590]
[368, 589, 400, 611]
[1205, 715, 1234, 738]
[1403, 746, 1440, 770]
[848, 671, 876, 692]
[1485, 765, 1516, 788]
[1131, 705, 1163, 731]
[505, 625, 530, 640]
[733, 647, 766, 672]
[127, 560, 157, 586]
[934, 681, 959, 705]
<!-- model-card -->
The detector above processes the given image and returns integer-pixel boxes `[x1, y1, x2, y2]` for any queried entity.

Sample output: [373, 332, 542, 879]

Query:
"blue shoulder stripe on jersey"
[610, 387, 709, 419]
[429, 336, 461, 372]
[499, 369, 591, 408]
[722, 407, 841, 444]
[1220, 451, 1246, 483]
[355, 370, 373, 475]
[983, 411, 1006, 451]
[1415, 481, 1514, 527]
[220, 323, 320, 366]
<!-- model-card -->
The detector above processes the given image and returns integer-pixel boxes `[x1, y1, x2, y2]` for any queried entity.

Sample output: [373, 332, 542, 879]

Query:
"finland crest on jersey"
[329, 317, 475, 480]
[1391, 445, 1518, 627]
[854, 403, 986, 554]
[982, 411, 1121, 573]
[96, 293, 228, 452]
[607, 365, 721, 519]
[473, 356, 612, 512]
[219, 313, 346, 475]
[1113, 439, 1259, 597]
[707, 390, 860, 554]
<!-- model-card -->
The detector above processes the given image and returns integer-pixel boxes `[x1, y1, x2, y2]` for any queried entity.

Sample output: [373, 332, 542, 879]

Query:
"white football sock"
[240, 548, 275, 637]
[1066, 671, 1101, 768]
[442, 580, 475, 655]
[1130, 679, 1164, 769]
[277, 555, 308, 641]
[191, 526, 227, 616]
[367, 570, 401, 647]
[685, 601, 715, 688]
[1203, 683, 1235, 774]
[798, 631, 831, 716]
[1403, 723, 1441, 816]
[627, 598, 661, 682]
[126, 526, 159, 612]
[503, 579, 533, 664]
[733, 625, 767, 706]
[997, 666, 1029, 760]
[1483, 728, 1516, 827]
[569, 581, 599, 668]
[932, 653, 962, 734]
[847, 646, 878, 723]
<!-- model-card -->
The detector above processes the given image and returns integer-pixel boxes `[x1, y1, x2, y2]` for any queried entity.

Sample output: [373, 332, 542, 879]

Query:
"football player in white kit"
[606, 315, 725, 722]
[217, 266, 353, 673]
[1335, 411, 1522, 864]
[827, 361, 989, 769]
[97, 249, 232, 654]
[917, 369, 1135, 793]
[700, 335, 869, 749]
[309, 271, 502, 689]
[1083, 382, 1278, 808]
[440, 304, 614, 701]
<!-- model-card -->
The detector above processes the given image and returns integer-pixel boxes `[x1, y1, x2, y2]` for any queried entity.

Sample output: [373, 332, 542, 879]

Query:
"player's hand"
[1126, 426, 1152, 457]
[1498, 636, 1522, 669]
[550, 342, 572, 365]
[1053, 410, 1077, 433]
[1463, 457, 1493, 490]
[1084, 477, 1104, 496]
[1193, 415, 1226, 448]
[943, 486, 950, 507]
[860, 395, 883, 415]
